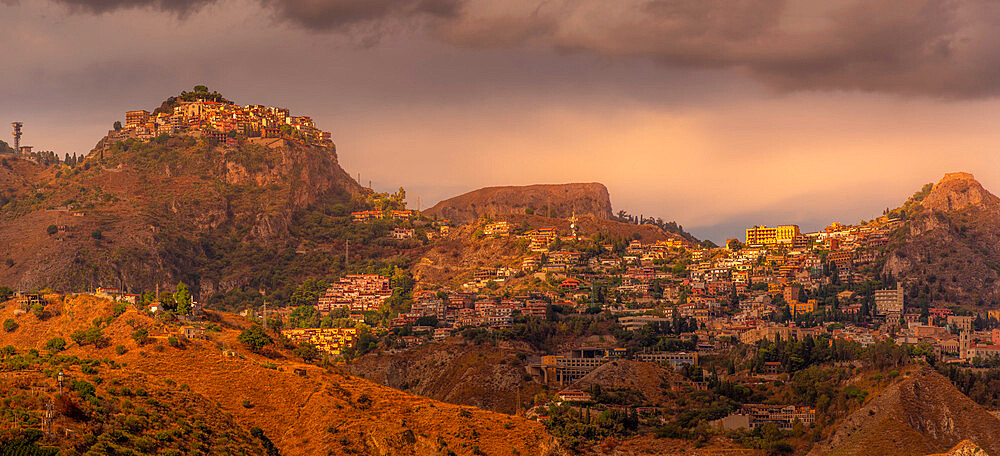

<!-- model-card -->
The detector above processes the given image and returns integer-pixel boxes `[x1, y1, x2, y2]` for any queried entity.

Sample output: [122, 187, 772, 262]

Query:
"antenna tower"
[11, 122, 23, 151]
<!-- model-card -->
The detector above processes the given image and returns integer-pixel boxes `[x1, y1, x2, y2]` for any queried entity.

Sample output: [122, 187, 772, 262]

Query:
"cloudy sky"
[2, 0, 1000, 241]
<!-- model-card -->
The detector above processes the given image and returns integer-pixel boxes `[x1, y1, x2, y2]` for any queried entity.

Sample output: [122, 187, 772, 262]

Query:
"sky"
[2, 0, 1000, 242]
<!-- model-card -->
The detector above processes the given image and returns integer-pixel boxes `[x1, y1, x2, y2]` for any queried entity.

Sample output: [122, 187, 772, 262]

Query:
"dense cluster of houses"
[107, 98, 331, 146]
[281, 327, 358, 356]
[317, 275, 393, 312]
[390, 289, 553, 330]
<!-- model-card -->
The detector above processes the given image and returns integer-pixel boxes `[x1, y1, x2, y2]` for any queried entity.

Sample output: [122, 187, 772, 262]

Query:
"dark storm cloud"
[35, 0, 1000, 97]
[48, 0, 214, 15]
[258, 0, 463, 30]
[431, 0, 1000, 98]
[46, 0, 463, 28]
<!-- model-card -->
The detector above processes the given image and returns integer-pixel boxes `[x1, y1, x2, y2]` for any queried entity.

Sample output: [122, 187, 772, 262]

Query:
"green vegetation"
[0, 344, 270, 454]
[238, 325, 272, 352]
[131, 328, 149, 346]
[70, 325, 108, 348]
[3, 318, 17, 332]
[44, 337, 66, 353]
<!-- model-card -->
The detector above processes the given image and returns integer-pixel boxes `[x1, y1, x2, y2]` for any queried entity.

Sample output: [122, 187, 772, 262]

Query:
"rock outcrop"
[424, 182, 613, 224]
[808, 368, 1000, 456]
[884, 172, 1000, 307]
[0, 134, 362, 295]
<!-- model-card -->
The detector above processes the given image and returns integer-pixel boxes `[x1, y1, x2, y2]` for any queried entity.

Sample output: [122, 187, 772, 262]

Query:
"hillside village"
[4, 90, 1000, 455]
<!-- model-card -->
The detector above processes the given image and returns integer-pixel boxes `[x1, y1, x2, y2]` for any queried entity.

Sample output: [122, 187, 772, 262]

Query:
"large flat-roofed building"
[875, 286, 904, 317]
[125, 110, 150, 127]
[528, 347, 627, 385]
[635, 351, 698, 369]
[746, 225, 800, 246]
[714, 404, 816, 431]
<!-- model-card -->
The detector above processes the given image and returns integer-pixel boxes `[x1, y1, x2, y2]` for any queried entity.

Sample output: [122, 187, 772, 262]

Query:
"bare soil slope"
[346, 338, 544, 414]
[808, 367, 1000, 456]
[0, 295, 563, 456]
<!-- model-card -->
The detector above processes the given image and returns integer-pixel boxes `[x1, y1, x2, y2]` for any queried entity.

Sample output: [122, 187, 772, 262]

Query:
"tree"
[238, 324, 273, 352]
[113, 121, 122, 131]
[294, 342, 319, 361]
[3, 318, 17, 332]
[174, 282, 192, 315]
[46, 225, 58, 235]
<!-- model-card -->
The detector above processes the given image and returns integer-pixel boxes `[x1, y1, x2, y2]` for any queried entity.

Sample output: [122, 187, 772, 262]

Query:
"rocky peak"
[921, 172, 999, 212]
[424, 182, 614, 224]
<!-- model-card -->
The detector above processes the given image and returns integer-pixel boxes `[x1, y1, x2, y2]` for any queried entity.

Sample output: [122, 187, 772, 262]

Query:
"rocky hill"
[926, 441, 992, 456]
[0, 92, 371, 298]
[808, 367, 1000, 456]
[0, 294, 562, 455]
[346, 338, 544, 414]
[424, 183, 614, 224]
[884, 172, 1000, 307]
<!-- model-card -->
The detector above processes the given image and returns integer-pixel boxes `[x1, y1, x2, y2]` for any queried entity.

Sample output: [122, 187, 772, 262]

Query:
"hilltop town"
[104, 85, 331, 148]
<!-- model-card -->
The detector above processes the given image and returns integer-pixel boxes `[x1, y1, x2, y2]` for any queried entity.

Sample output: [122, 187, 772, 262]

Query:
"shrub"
[46, 224, 58, 235]
[167, 335, 180, 348]
[70, 326, 107, 347]
[3, 318, 17, 332]
[91, 230, 103, 240]
[242, 398, 253, 408]
[131, 328, 149, 345]
[72, 380, 96, 399]
[44, 337, 66, 352]
[115, 345, 127, 355]
[238, 325, 272, 352]
[112, 302, 127, 317]
[294, 342, 319, 361]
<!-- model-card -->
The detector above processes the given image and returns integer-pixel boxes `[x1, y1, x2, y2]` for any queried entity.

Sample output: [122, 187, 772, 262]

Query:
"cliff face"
[0, 136, 362, 295]
[808, 368, 1000, 456]
[424, 183, 613, 224]
[884, 172, 1000, 307]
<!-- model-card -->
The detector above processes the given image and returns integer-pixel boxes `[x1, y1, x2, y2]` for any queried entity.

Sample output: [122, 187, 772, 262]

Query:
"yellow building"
[746, 225, 801, 246]
[790, 299, 817, 316]
[483, 221, 513, 237]
[281, 327, 358, 356]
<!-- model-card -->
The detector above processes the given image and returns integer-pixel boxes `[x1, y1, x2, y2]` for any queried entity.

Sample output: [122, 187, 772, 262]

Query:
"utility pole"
[259, 288, 267, 330]
[516, 387, 521, 416]
[345, 240, 350, 266]
[44, 400, 54, 438]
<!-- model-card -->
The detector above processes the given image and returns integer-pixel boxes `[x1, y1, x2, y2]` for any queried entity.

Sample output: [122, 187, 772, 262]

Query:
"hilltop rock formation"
[921, 172, 1000, 213]
[424, 183, 613, 224]
[0, 134, 361, 295]
[927, 440, 993, 456]
[884, 172, 1000, 307]
[808, 368, 1000, 456]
